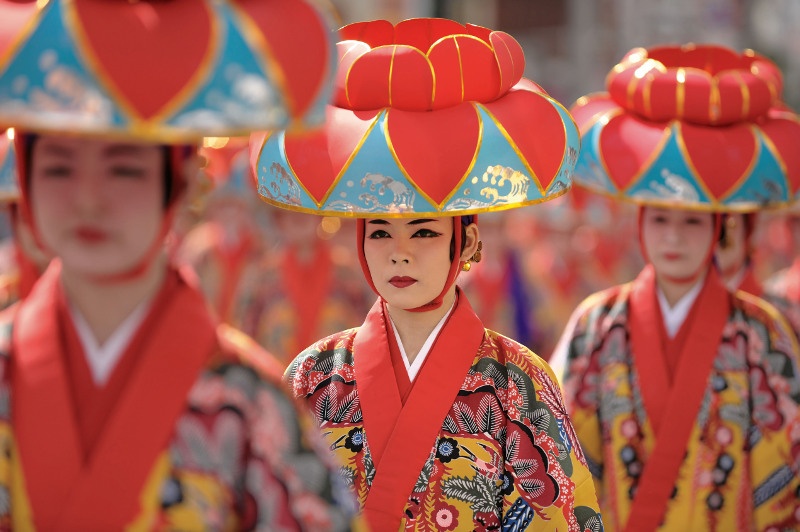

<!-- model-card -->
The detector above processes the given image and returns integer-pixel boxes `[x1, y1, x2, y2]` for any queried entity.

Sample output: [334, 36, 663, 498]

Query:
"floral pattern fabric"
[286, 326, 604, 531]
[554, 283, 800, 531]
[0, 317, 357, 531]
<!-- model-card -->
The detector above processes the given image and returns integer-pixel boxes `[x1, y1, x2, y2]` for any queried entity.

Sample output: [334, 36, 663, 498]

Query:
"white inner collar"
[390, 300, 455, 382]
[656, 278, 704, 339]
[69, 300, 151, 386]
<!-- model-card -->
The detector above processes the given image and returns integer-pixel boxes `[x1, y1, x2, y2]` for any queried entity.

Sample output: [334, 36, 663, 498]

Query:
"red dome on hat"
[607, 45, 782, 126]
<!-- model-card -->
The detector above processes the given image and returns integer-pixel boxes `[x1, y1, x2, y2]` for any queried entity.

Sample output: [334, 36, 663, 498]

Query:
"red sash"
[625, 265, 730, 531]
[354, 291, 484, 531]
[11, 261, 218, 530]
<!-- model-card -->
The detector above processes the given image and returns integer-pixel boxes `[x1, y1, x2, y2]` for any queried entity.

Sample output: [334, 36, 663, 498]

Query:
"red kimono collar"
[625, 264, 730, 531]
[11, 260, 218, 529]
[353, 289, 484, 531]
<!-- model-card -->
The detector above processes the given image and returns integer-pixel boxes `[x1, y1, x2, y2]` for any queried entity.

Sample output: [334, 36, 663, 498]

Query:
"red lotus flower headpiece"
[252, 18, 578, 217]
[334, 18, 524, 111]
[607, 45, 782, 126]
[571, 44, 800, 212]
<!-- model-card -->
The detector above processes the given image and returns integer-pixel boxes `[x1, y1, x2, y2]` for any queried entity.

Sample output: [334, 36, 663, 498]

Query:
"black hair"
[449, 219, 468, 261]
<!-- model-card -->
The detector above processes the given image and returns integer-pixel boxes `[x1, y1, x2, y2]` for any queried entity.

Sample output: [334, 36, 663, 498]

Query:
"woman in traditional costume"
[0, 1, 357, 528]
[551, 45, 800, 531]
[251, 18, 604, 531]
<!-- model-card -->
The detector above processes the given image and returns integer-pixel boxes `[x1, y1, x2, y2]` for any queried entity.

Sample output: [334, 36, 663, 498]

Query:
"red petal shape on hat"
[483, 84, 568, 190]
[233, 0, 331, 118]
[340, 19, 394, 47]
[571, 93, 620, 134]
[395, 18, 466, 51]
[680, 122, 756, 198]
[0, 1, 38, 60]
[489, 31, 525, 98]
[600, 114, 670, 190]
[284, 107, 379, 203]
[343, 45, 434, 111]
[386, 104, 479, 205]
[73, 0, 213, 120]
[760, 110, 800, 197]
[334, 40, 370, 108]
[429, 35, 498, 109]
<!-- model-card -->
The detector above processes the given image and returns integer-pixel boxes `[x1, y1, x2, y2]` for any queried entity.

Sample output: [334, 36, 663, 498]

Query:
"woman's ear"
[460, 223, 480, 262]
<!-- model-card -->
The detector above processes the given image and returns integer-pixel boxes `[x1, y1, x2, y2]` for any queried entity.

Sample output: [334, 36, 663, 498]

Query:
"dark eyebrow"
[367, 219, 389, 225]
[39, 143, 73, 158]
[102, 144, 148, 158]
[408, 219, 435, 225]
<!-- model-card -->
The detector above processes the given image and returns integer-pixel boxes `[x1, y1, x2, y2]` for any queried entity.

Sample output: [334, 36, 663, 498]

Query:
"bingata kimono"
[287, 290, 604, 531]
[0, 261, 355, 530]
[554, 265, 800, 531]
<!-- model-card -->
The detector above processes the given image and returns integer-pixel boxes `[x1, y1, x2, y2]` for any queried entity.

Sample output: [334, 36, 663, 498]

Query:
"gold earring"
[462, 261, 471, 272]
[471, 240, 483, 263]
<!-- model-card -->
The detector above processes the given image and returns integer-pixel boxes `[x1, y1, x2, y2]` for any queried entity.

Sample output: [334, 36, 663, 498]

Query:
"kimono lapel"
[13, 265, 218, 529]
[12, 261, 83, 530]
[57, 269, 217, 529]
[627, 265, 671, 432]
[353, 299, 403, 468]
[624, 268, 730, 532]
[359, 291, 485, 532]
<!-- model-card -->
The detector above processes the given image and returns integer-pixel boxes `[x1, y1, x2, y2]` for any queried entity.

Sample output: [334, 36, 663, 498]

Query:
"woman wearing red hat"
[252, 18, 603, 532]
[552, 45, 800, 531]
[0, 1, 356, 529]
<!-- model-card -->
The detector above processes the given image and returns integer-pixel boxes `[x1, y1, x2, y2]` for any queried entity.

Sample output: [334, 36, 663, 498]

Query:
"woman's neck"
[655, 269, 706, 307]
[386, 288, 457, 365]
[60, 254, 168, 345]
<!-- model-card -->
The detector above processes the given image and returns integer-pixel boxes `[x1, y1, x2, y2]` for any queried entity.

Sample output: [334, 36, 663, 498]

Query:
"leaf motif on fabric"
[331, 390, 359, 423]
[339, 465, 356, 488]
[453, 401, 480, 434]
[502, 498, 535, 531]
[520, 478, 546, 498]
[351, 408, 363, 423]
[312, 353, 335, 374]
[315, 386, 335, 422]
[477, 395, 503, 434]
[530, 408, 551, 431]
[414, 455, 435, 493]
[512, 458, 539, 477]
[442, 475, 497, 513]
[443, 414, 459, 434]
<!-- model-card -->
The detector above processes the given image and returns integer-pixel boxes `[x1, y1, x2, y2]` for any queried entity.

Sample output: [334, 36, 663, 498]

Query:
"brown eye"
[412, 229, 441, 238]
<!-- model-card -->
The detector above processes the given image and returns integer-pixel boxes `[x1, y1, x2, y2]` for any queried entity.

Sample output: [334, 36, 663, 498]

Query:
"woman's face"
[641, 206, 715, 281]
[714, 213, 748, 276]
[363, 217, 457, 310]
[30, 135, 165, 277]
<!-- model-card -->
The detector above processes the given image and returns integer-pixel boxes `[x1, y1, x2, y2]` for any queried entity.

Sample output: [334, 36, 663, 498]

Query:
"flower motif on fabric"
[436, 437, 461, 463]
[433, 502, 460, 531]
[344, 428, 365, 453]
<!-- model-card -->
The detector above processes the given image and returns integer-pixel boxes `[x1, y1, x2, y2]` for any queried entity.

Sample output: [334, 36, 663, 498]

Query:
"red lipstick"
[389, 276, 417, 288]
[74, 226, 108, 244]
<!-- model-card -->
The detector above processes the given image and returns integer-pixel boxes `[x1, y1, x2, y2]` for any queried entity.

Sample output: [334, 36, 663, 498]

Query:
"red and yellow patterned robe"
[553, 266, 800, 531]
[287, 291, 603, 531]
[0, 262, 356, 530]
